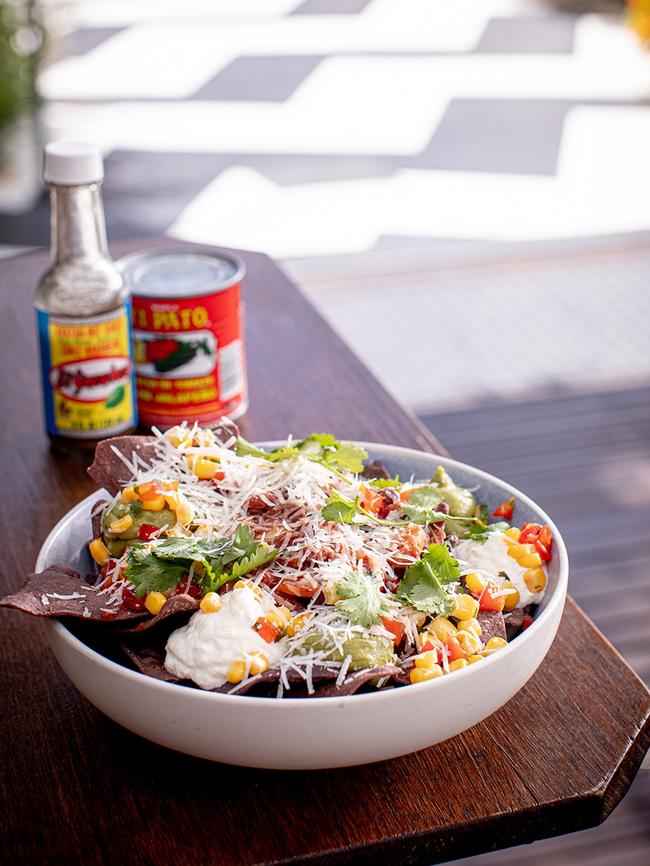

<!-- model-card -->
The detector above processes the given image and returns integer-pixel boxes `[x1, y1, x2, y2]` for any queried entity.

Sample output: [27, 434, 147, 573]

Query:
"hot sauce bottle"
[34, 141, 137, 449]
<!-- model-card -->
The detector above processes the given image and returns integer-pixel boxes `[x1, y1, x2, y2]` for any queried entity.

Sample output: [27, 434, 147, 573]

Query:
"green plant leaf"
[400, 485, 447, 525]
[367, 475, 400, 489]
[335, 572, 395, 627]
[396, 544, 460, 615]
[123, 527, 278, 597]
[321, 492, 364, 524]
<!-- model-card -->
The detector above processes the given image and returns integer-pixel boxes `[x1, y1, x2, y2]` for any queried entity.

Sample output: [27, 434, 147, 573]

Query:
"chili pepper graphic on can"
[119, 250, 248, 429]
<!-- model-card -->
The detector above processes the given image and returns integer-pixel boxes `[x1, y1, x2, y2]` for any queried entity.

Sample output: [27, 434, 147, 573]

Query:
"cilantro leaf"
[335, 572, 395, 627]
[235, 438, 300, 462]
[368, 475, 400, 489]
[123, 545, 188, 597]
[468, 520, 510, 543]
[236, 433, 367, 475]
[321, 491, 364, 524]
[223, 545, 278, 585]
[400, 486, 447, 525]
[322, 441, 367, 474]
[123, 526, 278, 597]
[396, 544, 460, 616]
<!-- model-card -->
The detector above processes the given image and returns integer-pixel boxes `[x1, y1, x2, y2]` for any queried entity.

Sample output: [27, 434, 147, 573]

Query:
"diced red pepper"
[420, 640, 435, 654]
[253, 617, 281, 643]
[534, 539, 552, 562]
[522, 614, 534, 630]
[492, 497, 515, 520]
[172, 579, 202, 599]
[122, 587, 146, 612]
[380, 616, 405, 644]
[479, 582, 506, 612]
[138, 523, 159, 541]
[520, 522, 553, 560]
[518, 522, 542, 544]
[443, 634, 466, 662]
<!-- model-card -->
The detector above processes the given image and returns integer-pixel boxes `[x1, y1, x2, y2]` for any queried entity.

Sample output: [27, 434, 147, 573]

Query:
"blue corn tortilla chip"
[0, 565, 146, 623]
[477, 610, 507, 643]
[87, 435, 158, 496]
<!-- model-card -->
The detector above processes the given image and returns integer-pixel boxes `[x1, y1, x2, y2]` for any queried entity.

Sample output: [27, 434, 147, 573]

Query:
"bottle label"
[37, 304, 137, 438]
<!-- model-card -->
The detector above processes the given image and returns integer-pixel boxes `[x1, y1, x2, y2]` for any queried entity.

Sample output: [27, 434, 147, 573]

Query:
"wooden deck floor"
[421, 384, 650, 865]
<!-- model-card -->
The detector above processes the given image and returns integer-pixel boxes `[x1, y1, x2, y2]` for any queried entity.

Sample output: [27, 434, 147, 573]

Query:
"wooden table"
[1, 239, 648, 866]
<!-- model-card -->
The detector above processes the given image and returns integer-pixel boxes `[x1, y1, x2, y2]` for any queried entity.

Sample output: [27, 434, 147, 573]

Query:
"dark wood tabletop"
[1, 239, 648, 866]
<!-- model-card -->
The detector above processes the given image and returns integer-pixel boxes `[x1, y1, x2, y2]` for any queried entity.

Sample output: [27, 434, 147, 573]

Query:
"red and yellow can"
[119, 249, 247, 429]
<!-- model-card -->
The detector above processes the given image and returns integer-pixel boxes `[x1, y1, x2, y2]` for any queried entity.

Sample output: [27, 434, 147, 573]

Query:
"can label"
[131, 285, 246, 428]
[37, 304, 137, 438]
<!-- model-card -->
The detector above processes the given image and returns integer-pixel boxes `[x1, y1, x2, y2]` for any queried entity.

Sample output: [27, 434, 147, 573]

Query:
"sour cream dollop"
[455, 531, 546, 607]
[165, 587, 285, 689]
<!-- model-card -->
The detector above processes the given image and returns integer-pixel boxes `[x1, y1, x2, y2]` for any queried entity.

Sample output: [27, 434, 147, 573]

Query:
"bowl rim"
[40, 442, 569, 709]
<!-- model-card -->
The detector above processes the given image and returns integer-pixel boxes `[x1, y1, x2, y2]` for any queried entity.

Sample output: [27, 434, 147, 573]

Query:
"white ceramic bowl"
[38, 444, 568, 770]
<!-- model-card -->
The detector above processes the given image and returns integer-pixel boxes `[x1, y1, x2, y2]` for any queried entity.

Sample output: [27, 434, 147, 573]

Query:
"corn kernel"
[192, 456, 221, 480]
[524, 567, 547, 593]
[409, 665, 443, 684]
[227, 660, 246, 684]
[174, 498, 194, 526]
[502, 579, 520, 611]
[456, 617, 482, 637]
[483, 636, 508, 654]
[504, 527, 521, 541]
[429, 616, 457, 641]
[166, 426, 193, 448]
[465, 572, 486, 596]
[145, 591, 167, 615]
[120, 486, 139, 504]
[267, 609, 290, 629]
[109, 513, 133, 534]
[456, 629, 482, 655]
[233, 580, 248, 590]
[286, 612, 312, 637]
[468, 654, 483, 664]
[414, 651, 439, 669]
[519, 551, 542, 569]
[89, 537, 109, 566]
[249, 653, 269, 676]
[200, 592, 222, 613]
[321, 582, 339, 605]
[451, 593, 480, 620]
[449, 658, 469, 672]
[141, 494, 166, 512]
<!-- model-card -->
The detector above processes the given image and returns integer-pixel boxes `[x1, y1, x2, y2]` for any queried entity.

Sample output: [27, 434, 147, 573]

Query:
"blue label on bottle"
[36, 302, 138, 438]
